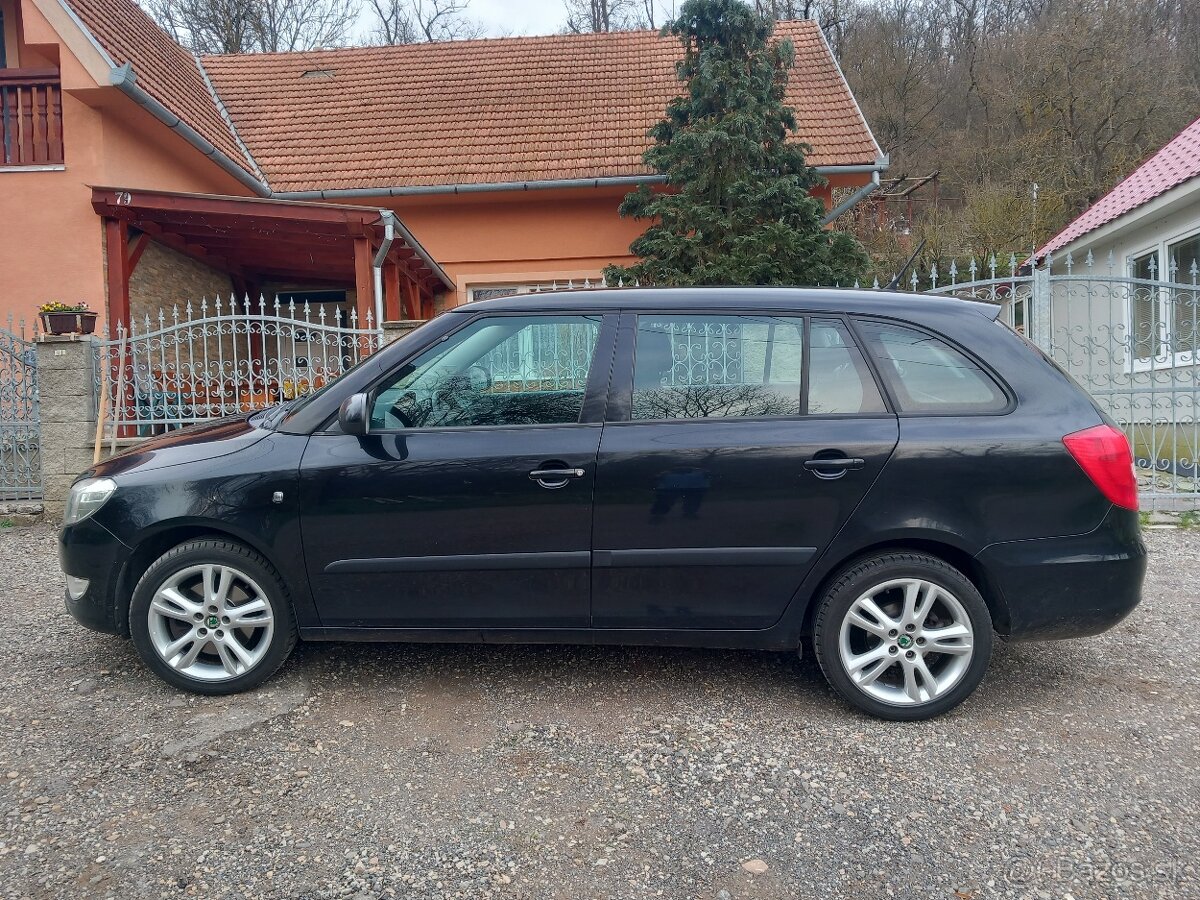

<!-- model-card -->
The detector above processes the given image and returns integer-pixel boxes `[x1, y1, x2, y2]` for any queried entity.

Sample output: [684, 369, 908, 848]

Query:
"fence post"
[1028, 264, 1053, 352]
[35, 334, 98, 518]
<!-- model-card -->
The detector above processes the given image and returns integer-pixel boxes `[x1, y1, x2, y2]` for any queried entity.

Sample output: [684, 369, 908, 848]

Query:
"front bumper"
[59, 516, 132, 636]
[976, 507, 1146, 640]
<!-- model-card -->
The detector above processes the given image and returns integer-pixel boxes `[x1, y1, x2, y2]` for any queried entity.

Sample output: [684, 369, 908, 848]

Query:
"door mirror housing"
[338, 393, 370, 436]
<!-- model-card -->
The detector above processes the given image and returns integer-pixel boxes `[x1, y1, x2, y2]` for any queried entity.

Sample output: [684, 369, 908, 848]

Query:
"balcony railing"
[0, 68, 64, 167]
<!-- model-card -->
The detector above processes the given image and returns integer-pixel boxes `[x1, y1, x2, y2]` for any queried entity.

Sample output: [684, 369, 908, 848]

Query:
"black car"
[60, 288, 1146, 720]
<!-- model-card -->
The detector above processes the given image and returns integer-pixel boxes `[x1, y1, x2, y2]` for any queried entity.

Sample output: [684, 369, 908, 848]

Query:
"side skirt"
[297, 626, 799, 651]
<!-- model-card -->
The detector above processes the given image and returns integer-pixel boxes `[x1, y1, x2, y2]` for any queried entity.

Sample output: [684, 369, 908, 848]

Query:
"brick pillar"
[36, 334, 99, 518]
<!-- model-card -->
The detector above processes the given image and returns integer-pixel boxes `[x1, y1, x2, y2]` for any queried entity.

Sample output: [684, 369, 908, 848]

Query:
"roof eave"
[1036, 172, 1200, 260]
[271, 163, 890, 201]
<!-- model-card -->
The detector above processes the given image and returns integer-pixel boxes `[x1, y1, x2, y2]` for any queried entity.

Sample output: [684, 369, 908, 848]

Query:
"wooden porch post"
[353, 236, 376, 357]
[103, 217, 129, 338]
[382, 261, 402, 322]
[353, 236, 374, 327]
[401, 277, 420, 321]
[102, 217, 133, 437]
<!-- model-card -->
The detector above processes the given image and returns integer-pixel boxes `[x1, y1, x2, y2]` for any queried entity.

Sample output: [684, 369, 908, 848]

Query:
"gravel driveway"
[1, 524, 1197, 900]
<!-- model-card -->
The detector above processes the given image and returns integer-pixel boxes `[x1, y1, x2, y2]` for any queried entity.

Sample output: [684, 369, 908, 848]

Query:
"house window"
[1129, 233, 1200, 365]
[1129, 249, 1161, 361]
[1167, 233, 1200, 356]
[467, 279, 601, 303]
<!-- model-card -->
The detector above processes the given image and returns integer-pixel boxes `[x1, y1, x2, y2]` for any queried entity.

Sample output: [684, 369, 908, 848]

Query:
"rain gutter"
[273, 163, 892, 202]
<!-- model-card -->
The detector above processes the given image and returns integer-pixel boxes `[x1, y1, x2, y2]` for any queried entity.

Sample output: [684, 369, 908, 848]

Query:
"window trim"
[1125, 225, 1200, 373]
[851, 315, 1017, 418]
[606, 309, 896, 425]
[321, 310, 619, 434]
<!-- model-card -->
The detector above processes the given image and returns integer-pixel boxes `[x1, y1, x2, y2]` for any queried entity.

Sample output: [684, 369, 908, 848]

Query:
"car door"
[591, 310, 899, 630]
[299, 312, 616, 629]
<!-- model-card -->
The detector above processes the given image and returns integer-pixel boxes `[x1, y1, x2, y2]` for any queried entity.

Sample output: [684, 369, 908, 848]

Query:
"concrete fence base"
[36, 334, 101, 519]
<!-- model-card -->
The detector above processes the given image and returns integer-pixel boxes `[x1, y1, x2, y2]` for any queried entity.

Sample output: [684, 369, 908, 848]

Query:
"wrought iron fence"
[923, 251, 1199, 510]
[93, 296, 381, 438]
[0, 315, 41, 501]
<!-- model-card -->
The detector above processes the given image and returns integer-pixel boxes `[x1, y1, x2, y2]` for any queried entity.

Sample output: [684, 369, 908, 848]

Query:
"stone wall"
[129, 241, 234, 322]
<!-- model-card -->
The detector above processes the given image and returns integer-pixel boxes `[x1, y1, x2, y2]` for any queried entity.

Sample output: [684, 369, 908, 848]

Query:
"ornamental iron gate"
[923, 252, 1199, 510]
[0, 316, 41, 501]
[93, 296, 381, 438]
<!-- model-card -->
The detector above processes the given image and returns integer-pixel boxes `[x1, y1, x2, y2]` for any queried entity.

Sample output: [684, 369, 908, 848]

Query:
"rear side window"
[630, 314, 887, 420]
[809, 318, 886, 415]
[631, 315, 804, 419]
[855, 319, 1008, 413]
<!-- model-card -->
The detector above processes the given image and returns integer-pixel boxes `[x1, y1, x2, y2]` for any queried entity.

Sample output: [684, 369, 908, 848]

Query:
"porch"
[90, 188, 454, 434]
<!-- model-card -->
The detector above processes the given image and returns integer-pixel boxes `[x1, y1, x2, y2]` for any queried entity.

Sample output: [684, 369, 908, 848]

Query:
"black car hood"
[92, 415, 272, 477]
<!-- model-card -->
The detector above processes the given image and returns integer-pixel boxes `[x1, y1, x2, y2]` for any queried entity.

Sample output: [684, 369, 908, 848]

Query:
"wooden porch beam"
[401, 277, 419, 321]
[126, 232, 151, 275]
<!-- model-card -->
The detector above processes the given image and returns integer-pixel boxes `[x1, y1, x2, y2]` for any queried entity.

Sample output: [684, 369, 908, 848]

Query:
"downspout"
[108, 63, 271, 198]
[820, 168, 882, 227]
[372, 211, 395, 326]
[379, 209, 455, 294]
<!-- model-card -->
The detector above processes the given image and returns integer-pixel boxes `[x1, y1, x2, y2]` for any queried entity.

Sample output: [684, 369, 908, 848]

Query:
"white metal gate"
[0, 316, 40, 500]
[924, 253, 1198, 510]
[93, 296, 381, 438]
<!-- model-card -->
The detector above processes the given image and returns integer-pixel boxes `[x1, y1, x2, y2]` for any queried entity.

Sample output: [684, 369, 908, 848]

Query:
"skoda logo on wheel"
[206, 615, 220, 629]
[897, 634, 913, 649]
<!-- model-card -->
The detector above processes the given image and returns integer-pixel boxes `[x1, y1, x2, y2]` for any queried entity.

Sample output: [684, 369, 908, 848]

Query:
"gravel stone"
[1, 523, 1198, 898]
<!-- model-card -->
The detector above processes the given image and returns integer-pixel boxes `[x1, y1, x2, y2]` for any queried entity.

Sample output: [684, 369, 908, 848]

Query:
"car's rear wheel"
[813, 552, 993, 720]
[129, 538, 297, 694]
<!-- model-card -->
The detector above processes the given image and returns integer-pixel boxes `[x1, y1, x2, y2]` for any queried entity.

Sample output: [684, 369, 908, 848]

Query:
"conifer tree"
[606, 0, 868, 286]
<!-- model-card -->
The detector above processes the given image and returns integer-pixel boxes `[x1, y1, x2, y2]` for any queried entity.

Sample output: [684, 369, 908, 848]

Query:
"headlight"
[64, 477, 117, 526]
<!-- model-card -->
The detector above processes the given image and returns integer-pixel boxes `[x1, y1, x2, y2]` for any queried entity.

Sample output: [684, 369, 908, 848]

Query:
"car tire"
[812, 551, 993, 721]
[129, 538, 297, 695]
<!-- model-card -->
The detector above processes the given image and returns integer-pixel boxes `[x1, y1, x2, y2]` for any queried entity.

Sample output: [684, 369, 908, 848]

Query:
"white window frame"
[1125, 223, 1200, 373]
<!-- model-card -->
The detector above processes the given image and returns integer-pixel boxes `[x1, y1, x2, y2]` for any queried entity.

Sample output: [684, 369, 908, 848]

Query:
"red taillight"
[1062, 424, 1138, 510]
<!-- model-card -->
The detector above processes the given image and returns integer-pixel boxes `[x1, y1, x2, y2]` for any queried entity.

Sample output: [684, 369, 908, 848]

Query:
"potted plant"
[38, 301, 98, 336]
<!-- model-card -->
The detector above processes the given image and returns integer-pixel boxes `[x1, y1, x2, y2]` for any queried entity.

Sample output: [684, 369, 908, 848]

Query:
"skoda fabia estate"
[60, 288, 1146, 720]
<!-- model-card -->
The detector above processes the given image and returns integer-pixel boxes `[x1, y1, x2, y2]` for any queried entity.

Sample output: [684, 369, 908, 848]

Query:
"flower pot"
[39, 311, 98, 336]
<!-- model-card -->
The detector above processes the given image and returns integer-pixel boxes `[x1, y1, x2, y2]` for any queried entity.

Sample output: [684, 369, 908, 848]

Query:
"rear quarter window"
[855, 319, 1008, 414]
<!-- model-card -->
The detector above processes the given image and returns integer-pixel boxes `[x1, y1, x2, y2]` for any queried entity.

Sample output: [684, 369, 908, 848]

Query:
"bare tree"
[147, 0, 261, 53]
[562, 0, 671, 32]
[147, 0, 356, 52]
[367, 0, 485, 44]
[256, 0, 357, 51]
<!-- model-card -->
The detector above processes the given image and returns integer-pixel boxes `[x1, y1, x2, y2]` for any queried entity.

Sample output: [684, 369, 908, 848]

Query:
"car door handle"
[803, 457, 865, 479]
[528, 467, 586, 488]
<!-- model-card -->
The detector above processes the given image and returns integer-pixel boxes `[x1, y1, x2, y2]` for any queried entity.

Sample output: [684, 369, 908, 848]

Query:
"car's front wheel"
[813, 551, 993, 720]
[129, 538, 297, 694]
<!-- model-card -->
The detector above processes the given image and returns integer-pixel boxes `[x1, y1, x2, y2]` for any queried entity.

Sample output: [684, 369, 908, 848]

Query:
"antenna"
[885, 239, 927, 290]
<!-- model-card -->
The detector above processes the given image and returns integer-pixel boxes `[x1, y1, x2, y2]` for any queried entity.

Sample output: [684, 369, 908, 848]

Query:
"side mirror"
[338, 393, 370, 436]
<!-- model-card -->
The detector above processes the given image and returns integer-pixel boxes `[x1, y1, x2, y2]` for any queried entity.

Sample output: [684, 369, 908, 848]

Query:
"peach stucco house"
[0, 0, 886, 336]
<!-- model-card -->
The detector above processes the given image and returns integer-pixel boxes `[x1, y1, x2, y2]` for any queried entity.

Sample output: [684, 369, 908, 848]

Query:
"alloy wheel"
[837, 577, 975, 706]
[146, 563, 275, 682]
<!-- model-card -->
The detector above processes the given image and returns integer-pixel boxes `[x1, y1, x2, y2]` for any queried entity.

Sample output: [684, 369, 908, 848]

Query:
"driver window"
[369, 315, 602, 429]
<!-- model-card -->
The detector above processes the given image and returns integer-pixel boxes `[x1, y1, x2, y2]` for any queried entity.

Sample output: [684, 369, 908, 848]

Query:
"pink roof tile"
[1038, 115, 1200, 258]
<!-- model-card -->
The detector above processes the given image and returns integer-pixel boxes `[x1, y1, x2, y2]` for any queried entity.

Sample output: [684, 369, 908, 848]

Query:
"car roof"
[454, 286, 1002, 320]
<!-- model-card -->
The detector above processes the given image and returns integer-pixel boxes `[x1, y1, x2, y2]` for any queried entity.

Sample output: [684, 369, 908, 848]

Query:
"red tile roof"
[1038, 115, 1200, 258]
[63, 0, 258, 178]
[200, 21, 881, 193]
